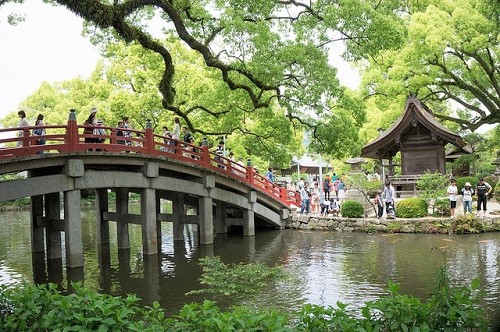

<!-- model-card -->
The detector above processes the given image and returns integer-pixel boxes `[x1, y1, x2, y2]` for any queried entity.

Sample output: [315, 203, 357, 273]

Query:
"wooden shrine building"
[361, 95, 471, 196]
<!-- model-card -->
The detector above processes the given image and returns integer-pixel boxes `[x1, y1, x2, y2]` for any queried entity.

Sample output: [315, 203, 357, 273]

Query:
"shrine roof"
[361, 95, 468, 159]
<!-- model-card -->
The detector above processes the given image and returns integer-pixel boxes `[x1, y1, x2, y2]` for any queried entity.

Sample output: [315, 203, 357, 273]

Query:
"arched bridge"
[0, 111, 299, 268]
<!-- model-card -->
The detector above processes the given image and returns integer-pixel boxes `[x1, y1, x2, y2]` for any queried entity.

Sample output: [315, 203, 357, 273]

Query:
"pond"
[0, 206, 499, 319]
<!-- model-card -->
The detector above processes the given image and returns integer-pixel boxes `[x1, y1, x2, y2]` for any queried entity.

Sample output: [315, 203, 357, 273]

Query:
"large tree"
[1, 0, 407, 160]
[362, 0, 500, 133]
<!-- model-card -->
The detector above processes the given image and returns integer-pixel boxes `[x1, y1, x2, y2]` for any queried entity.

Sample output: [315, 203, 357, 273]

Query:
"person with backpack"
[323, 177, 331, 200]
[476, 178, 492, 217]
[33, 113, 46, 151]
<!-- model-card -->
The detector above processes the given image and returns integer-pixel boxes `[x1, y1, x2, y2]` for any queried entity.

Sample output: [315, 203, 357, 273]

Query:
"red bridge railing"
[0, 113, 300, 208]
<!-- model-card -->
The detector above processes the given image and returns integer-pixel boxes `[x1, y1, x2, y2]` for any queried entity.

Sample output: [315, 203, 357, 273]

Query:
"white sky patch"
[0, 0, 101, 118]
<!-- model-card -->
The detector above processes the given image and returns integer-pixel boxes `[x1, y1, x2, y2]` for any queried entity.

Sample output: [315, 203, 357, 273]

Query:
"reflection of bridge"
[0, 110, 299, 269]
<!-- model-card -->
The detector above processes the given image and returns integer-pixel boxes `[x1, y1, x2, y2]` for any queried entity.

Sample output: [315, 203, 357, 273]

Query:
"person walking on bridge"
[16, 110, 30, 147]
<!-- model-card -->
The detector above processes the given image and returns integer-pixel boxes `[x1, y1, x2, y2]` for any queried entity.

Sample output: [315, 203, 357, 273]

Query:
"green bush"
[456, 176, 478, 192]
[452, 214, 485, 234]
[484, 175, 499, 192]
[395, 197, 428, 218]
[340, 200, 364, 218]
[434, 197, 450, 217]
[0, 267, 489, 331]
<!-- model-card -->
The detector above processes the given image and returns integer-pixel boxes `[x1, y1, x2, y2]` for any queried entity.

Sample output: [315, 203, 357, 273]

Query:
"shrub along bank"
[0, 267, 490, 331]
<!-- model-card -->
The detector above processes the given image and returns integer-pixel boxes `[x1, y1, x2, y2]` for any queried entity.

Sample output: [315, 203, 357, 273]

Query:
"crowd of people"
[16, 108, 234, 162]
[447, 178, 493, 218]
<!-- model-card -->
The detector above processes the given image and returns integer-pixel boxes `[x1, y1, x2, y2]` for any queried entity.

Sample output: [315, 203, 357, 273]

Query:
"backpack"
[33, 128, 43, 135]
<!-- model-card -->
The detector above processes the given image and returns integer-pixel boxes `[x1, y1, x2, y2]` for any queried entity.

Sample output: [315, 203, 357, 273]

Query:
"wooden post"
[247, 159, 254, 187]
[67, 109, 78, 151]
[145, 119, 154, 155]
[201, 138, 210, 167]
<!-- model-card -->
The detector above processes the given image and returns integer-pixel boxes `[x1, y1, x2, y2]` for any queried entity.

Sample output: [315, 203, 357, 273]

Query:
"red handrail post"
[246, 159, 254, 187]
[201, 138, 210, 167]
[21, 127, 30, 147]
[145, 119, 154, 154]
[67, 109, 78, 151]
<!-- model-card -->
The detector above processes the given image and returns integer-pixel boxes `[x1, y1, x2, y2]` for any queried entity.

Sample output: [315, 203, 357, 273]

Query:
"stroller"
[386, 204, 395, 219]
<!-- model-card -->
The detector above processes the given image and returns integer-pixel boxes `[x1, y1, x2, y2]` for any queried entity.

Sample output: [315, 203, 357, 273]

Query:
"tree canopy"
[1, 0, 411, 163]
[362, 0, 500, 133]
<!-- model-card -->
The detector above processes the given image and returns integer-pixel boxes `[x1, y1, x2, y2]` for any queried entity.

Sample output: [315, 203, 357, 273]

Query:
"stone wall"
[287, 214, 500, 234]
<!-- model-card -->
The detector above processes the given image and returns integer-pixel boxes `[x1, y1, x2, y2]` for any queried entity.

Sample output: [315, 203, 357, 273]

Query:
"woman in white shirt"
[461, 182, 474, 215]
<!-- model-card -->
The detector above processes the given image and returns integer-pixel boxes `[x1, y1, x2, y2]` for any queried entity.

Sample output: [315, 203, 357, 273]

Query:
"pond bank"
[287, 213, 500, 234]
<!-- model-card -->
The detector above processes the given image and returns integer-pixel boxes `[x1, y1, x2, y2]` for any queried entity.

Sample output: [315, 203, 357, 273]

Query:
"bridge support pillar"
[215, 202, 227, 234]
[46, 192, 62, 259]
[64, 190, 83, 268]
[243, 191, 256, 236]
[172, 193, 185, 241]
[116, 188, 130, 250]
[199, 196, 214, 244]
[141, 188, 158, 255]
[156, 196, 162, 243]
[30, 195, 45, 253]
[95, 189, 110, 245]
[243, 209, 255, 236]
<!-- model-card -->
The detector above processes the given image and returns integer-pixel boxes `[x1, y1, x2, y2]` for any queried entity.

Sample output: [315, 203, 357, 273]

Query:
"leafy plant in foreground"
[186, 256, 285, 303]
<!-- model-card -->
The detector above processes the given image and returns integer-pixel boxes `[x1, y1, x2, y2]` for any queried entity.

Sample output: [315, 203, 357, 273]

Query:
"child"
[447, 179, 458, 217]
[329, 198, 340, 217]
[321, 199, 330, 216]
[374, 190, 384, 219]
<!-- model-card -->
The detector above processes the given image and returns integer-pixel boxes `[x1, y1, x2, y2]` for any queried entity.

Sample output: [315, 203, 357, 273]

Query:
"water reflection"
[0, 207, 499, 318]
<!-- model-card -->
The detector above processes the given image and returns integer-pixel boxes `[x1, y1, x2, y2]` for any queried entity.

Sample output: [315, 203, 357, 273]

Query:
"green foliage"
[387, 221, 402, 233]
[0, 197, 30, 211]
[426, 267, 486, 330]
[495, 181, 500, 200]
[0, 266, 489, 331]
[186, 256, 284, 302]
[417, 171, 449, 214]
[395, 197, 428, 218]
[484, 175, 499, 192]
[452, 214, 485, 234]
[361, 0, 500, 132]
[0, 282, 167, 331]
[167, 300, 290, 332]
[340, 200, 364, 218]
[456, 176, 478, 192]
[434, 198, 451, 217]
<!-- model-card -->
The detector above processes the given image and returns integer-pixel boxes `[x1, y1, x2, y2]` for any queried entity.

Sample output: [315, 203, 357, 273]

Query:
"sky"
[0, 0, 101, 119]
[0, 0, 360, 121]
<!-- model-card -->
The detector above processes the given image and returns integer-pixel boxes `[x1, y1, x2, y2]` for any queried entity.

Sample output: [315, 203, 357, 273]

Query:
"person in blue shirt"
[266, 167, 275, 183]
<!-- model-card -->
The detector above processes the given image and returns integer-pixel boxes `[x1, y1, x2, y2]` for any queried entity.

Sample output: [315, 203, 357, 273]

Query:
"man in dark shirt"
[476, 178, 492, 217]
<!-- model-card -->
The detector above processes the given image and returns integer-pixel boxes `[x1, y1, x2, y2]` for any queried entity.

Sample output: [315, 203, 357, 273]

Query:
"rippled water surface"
[1, 207, 499, 318]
